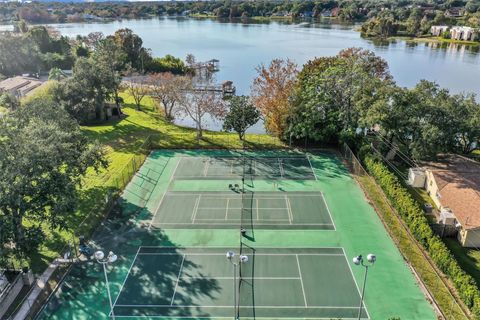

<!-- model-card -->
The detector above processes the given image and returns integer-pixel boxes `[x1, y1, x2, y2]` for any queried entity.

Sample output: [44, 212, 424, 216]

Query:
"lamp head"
[367, 254, 376, 264]
[353, 255, 363, 266]
[226, 251, 235, 260]
[94, 250, 105, 261]
[108, 251, 118, 263]
[239, 255, 249, 263]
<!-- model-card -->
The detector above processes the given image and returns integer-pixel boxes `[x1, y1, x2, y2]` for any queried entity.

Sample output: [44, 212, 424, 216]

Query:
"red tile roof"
[427, 155, 480, 229]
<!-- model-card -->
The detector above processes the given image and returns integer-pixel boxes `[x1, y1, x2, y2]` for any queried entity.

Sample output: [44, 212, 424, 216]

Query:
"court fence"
[151, 132, 285, 150]
[340, 143, 468, 320]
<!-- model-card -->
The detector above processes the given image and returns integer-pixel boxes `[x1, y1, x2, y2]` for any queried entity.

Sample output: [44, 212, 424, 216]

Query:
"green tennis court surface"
[113, 247, 368, 319]
[149, 191, 334, 230]
[173, 156, 316, 180]
[36, 149, 437, 320]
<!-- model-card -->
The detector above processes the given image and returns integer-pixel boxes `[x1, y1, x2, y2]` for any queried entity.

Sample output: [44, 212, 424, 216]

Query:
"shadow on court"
[37, 196, 222, 320]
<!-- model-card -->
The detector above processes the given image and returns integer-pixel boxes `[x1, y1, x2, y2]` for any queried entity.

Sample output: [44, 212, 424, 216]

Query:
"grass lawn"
[445, 238, 480, 288]
[26, 93, 283, 274]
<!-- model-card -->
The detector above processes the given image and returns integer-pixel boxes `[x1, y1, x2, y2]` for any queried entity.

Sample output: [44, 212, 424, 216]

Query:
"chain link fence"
[340, 143, 468, 320]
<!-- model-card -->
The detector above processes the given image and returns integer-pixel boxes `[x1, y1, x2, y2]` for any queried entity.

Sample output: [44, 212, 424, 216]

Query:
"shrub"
[364, 155, 480, 316]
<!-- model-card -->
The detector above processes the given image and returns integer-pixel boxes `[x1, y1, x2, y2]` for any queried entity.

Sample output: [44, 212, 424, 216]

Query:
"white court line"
[341, 248, 370, 319]
[198, 207, 289, 210]
[137, 253, 345, 256]
[286, 196, 294, 223]
[115, 304, 360, 309]
[111, 247, 141, 312]
[170, 254, 185, 305]
[190, 195, 201, 224]
[295, 254, 308, 307]
[114, 316, 366, 320]
[148, 159, 180, 230]
[179, 276, 302, 280]
[306, 154, 317, 181]
[224, 198, 229, 220]
[165, 193, 321, 198]
[193, 218, 290, 222]
[203, 158, 210, 177]
[320, 192, 337, 231]
[152, 222, 333, 225]
[278, 158, 285, 178]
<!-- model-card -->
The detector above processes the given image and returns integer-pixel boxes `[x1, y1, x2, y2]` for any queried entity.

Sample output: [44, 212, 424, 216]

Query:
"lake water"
[48, 17, 480, 132]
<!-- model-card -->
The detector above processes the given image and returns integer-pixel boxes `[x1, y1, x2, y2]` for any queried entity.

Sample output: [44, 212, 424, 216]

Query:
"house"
[0, 76, 46, 98]
[445, 7, 464, 17]
[430, 25, 449, 36]
[450, 26, 478, 41]
[422, 155, 480, 247]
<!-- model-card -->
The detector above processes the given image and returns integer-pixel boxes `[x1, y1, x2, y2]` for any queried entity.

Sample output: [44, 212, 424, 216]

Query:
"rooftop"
[425, 154, 480, 230]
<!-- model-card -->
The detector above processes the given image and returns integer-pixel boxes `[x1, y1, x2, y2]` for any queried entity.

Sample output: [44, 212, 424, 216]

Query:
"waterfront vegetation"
[1, 0, 479, 44]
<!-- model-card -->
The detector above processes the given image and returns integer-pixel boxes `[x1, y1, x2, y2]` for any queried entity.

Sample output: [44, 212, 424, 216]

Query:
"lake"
[48, 17, 480, 132]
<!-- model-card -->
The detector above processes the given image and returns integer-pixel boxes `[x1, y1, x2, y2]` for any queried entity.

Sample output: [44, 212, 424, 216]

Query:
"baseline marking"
[148, 159, 180, 230]
[170, 254, 186, 305]
[203, 158, 210, 177]
[306, 154, 317, 181]
[296, 254, 308, 307]
[191, 195, 201, 224]
[320, 193, 336, 231]
[285, 195, 292, 224]
[225, 198, 230, 220]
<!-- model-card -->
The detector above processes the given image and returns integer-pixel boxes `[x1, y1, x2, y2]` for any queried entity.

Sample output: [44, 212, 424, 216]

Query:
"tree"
[287, 48, 393, 145]
[123, 78, 148, 110]
[146, 54, 188, 75]
[48, 67, 67, 81]
[0, 93, 19, 110]
[0, 98, 106, 262]
[113, 28, 151, 71]
[92, 37, 126, 107]
[251, 59, 298, 138]
[53, 57, 118, 123]
[179, 81, 227, 139]
[147, 72, 190, 121]
[223, 95, 260, 140]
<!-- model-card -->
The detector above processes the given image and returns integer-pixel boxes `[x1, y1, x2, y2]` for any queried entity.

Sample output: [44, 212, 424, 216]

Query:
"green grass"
[25, 93, 283, 274]
[445, 238, 480, 288]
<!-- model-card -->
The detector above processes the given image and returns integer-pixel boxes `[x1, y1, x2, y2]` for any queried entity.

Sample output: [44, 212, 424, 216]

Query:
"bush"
[364, 155, 480, 317]
[146, 54, 189, 75]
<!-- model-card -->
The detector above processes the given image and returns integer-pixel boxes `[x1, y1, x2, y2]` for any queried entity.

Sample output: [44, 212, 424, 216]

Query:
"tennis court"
[173, 156, 316, 180]
[148, 191, 335, 230]
[112, 247, 368, 319]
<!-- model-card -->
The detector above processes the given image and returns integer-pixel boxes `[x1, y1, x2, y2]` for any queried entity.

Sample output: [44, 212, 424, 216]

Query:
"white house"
[430, 25, 449, 36]
[450, 26, 478, 41]
[422, 155, 480, 247]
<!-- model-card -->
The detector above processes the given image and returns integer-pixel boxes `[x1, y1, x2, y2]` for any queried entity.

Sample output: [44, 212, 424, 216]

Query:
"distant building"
[430, 25, 449, 36]
[430, 25, 478, 41]
[0, 76, 46, 98]
[450, 26, 477, 41]
[422, 155, 480, 247]
[445, 7, 464, 17]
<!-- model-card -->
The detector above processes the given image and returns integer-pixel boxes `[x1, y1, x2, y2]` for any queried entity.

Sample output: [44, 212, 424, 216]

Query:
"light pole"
[352, 253, 376, 320]
[226, 251, 249, 320]
[95, 250, 118, 320]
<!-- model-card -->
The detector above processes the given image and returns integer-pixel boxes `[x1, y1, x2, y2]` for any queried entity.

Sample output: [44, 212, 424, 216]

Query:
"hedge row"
[364, 155, 480, 318]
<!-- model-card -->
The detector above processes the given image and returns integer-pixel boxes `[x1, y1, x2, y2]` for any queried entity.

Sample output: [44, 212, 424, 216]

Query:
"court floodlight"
[367, 254, 376, 263]
[226, 251, 235, 260]
[96, 250, 118, 320]
[353, 253, 376, 320]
